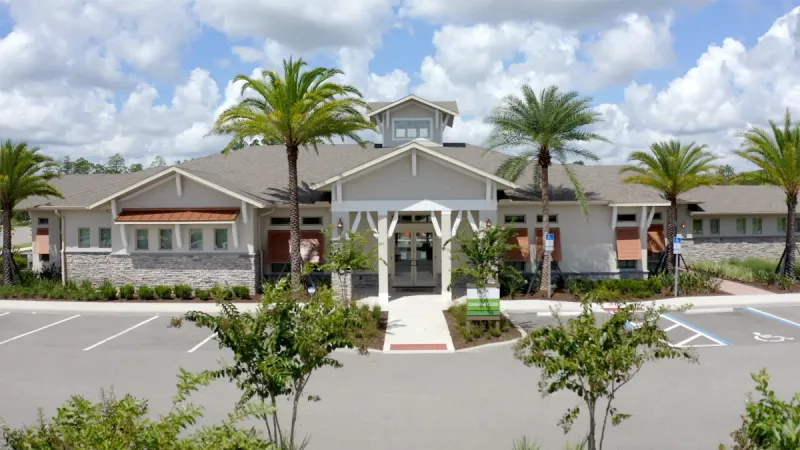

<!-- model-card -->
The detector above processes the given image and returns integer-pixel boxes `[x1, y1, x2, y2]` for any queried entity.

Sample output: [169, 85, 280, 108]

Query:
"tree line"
[59, 153, 169, 175]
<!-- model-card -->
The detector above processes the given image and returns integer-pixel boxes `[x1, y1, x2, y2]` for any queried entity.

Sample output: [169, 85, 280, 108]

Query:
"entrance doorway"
[393, 231, 435, 287]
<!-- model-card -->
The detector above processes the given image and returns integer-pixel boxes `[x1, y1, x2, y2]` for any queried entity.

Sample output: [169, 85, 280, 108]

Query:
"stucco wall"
[119, 175, 241, 209]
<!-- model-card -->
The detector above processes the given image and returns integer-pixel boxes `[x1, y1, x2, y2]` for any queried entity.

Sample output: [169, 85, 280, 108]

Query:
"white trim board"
[331, 199, 496, 213]
[310, 142, 518, 191]
[366, 95, 459, 118]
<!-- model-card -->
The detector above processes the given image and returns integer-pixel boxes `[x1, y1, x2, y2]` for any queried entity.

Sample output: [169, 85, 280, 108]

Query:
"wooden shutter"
[34, 228, 49, 255]
[534, 228, 562, 261]
[616, 227, 642, 260]
[267, 230, 290, 263]
[505, 228, 530, 261]
[647, 224, 666, 253]
[299, 230, 325, 263]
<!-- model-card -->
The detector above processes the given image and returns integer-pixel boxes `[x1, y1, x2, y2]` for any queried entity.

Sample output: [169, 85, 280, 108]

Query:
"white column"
[377, 211, 389, 302]
[640, 224, 648, 278]
[440, 211, 452, 301]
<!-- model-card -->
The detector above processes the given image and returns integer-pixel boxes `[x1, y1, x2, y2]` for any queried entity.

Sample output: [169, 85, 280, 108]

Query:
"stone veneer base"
[683, 236, 786, 262]
[65, 252, 258, 293]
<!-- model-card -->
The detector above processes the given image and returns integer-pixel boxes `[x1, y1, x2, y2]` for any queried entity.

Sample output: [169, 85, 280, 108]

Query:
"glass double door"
[393, 231, 435, 287]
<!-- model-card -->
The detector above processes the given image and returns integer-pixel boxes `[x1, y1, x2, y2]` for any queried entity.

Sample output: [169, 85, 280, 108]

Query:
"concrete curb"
[456, 325, 526, 353]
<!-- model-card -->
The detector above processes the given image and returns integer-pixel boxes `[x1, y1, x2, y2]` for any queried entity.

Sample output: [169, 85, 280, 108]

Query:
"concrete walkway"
[717, 278, 773, 295]
[382, 294, 454, 353]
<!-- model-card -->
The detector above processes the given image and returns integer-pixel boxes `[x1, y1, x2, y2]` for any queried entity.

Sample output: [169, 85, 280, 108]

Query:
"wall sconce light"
[680, 222, 685, 228]
[485, 219, 492, 227]
[337, 218, 343, 230]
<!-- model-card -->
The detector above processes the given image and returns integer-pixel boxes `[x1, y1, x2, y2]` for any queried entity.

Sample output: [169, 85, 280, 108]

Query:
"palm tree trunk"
[286, 145, 303, 294]
[539, 164, 551, 293]
[2, 206, 12, 285]
[785, 194, 797, 279]
[666, 197, 677, 273]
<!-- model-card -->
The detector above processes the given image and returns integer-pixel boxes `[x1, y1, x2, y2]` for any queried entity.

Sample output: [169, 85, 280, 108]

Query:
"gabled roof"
[684, 185, 790, 215]
[309, 142, 518, 190]
[366, 95, 459, 117]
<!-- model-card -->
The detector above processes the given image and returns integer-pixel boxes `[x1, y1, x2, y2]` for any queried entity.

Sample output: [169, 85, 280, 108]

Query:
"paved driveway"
[1, 308, 800, 449]
[0, 226, 31, 247]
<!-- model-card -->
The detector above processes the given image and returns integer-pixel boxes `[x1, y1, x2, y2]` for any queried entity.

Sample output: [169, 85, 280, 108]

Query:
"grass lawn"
[692, 258, 800, 291]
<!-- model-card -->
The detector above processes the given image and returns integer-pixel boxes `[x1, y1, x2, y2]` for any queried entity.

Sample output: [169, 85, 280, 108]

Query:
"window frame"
[99, 227, 112, 248]
[392, 118, 433, 140]
[616, 213, 637, 222]
[752, 217, 762, 235]
[301, 217, 323, 226]
[652, 212, 663, 220]
[159, 228, 173, 251]
[77, 228, 91, 248]
[504, 215, 526, 224]
[270, 217, 290, 226]
[710, 218, 720, 234]
[214, 228, 229, 251]
[189, 228, 203, 251]
[135, 229, 149, 251]
[778, 217, 787, 233]
[617, 259, 637, 270]
[535, 214, 558, 223]
[692, 219, 703, 235]
[736, 218, 746, 234]
[37, 217, 49, 225]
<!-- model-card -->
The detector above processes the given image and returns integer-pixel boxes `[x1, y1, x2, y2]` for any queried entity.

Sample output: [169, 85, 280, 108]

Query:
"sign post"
[545, 233, 555, 298]
[673, 236, 682, 297]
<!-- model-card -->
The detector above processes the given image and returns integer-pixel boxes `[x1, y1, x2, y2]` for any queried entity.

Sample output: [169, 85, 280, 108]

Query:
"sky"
[0, 0, 799, 169]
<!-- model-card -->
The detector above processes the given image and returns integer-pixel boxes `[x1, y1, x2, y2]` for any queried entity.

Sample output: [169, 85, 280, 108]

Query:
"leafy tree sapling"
[317, 227, 380, 304]
[445, 223, 521, 290]
[514, 301, 697, 450]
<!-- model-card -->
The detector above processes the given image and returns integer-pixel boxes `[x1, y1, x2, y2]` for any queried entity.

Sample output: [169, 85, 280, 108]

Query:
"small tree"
[172, 278, 363, 449]
[514, 301, 697, 450]
[446, 224, 521, 290]
[317, 228, 380, 304]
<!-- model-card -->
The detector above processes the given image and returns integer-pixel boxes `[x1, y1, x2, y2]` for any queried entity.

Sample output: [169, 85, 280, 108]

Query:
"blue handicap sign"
[546, 233, 555, 241]
[673, 236, 682, 244]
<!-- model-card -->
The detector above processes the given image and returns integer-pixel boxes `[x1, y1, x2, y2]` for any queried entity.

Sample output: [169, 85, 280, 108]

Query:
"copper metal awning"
[115, 208, 240, 223]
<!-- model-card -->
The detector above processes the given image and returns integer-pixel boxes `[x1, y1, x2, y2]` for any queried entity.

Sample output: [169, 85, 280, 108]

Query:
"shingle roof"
[367, 100, 460, 115]
[22, 144, 784, 213]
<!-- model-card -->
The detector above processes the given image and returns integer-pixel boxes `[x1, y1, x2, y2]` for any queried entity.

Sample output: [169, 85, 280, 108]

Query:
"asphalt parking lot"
[508, 305, 800, 348]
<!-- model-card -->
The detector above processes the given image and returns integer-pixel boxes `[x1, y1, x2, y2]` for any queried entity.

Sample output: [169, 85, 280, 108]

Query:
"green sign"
[466, 298, 501, 316]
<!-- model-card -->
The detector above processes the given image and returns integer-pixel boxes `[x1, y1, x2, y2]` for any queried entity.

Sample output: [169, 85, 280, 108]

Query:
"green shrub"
[209, 283, 233, 301]
[99, 280, 117, 300]
[231, 285, 250, 299]
[195, 289, 211, 301]
[173, 284, 193, 300]
[137, 284, 155, 300]
[693, 258, 794, 287]
[119, 284, 135, 300]
[154, 285, 172, 299]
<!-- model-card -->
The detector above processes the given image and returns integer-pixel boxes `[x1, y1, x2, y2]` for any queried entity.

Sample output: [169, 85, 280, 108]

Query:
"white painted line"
[537, 311, 581, 317]
[187, 333, 217, 353]
[745, 307, 800, 329]
[675, 333, 702, 347]
[685, 307, 734, 315]
[0, 312, 9, 318]
[0, 314, 80, 345]
[664, 323, 681, 332]
[680, 343, 727, 348]
[661, 314, 731, 346]
[83, 316, 159, 351]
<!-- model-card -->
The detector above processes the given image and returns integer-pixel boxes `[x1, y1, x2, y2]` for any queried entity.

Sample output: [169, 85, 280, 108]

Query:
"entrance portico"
[310, 142, 517, 302]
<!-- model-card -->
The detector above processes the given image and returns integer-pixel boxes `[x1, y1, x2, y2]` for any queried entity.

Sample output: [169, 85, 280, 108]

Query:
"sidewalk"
[716, 278, 772, 295]
[382, 295, 454, 353]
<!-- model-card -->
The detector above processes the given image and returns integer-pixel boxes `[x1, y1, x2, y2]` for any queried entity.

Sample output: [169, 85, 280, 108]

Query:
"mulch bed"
[0, 295, 261, 303]
[442, 310, 521, 350]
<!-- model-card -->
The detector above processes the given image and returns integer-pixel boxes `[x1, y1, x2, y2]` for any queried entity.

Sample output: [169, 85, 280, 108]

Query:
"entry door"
[393, 231, 435, 286]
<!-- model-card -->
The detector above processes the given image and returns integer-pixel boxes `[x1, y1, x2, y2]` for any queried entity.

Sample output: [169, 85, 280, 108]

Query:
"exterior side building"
[20, 95, 793, 300]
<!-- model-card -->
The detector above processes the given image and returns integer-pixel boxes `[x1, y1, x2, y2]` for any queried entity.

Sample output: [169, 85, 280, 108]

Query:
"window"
[616, 214, 637, 222]
[99, 228, 112, 248]
[78, 228, 90, 248]
[37, 218, 49, 225]
[617, 260, 637, 270]
[535, 215, 558, 223]
[270, 262, 289, 274]
[399, 215, 430, 223]
[136, 229, 149, 250]
[779, 217, 787, 233]
[214, 228, 228, 250]
[504, 215, 526, 224]
[652, 212, 662, 220]
[302, 217, 323, 226]
[394, 119, 431, 139]
[736, 218, 746, 234]
[795, 218, 800, 233]
[270, 217, 290, 225]
[710, 219, 720, 234]
[692, 219, 703, 235]
[752, 218, 762, 234]
[159, 229, 173, 250]
[189, 228, 203, 250]
[40, 254, 50, 262]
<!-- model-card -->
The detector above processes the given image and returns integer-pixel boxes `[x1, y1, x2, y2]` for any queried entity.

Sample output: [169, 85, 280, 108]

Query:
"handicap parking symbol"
[753, 332, 795, 343]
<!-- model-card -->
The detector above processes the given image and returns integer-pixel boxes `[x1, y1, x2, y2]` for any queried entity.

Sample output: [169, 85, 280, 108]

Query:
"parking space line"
[0, 312, 9, 318]
[664, 323, 681, 332]
[661, 313, 732, 346]
[187, 333, 217, 353]
[83, 316, 159, 351]
[675, 334, 702, 347]
[744, 307, 800, 328]
[0, 315, 80, 345]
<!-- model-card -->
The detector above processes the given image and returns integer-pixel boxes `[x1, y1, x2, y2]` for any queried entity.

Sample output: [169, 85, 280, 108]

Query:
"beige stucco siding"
[342, 154, 485, 201]
[119, 176, 241, 210]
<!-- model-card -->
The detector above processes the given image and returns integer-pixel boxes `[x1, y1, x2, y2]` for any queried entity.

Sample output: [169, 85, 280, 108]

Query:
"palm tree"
[734, 109, 800, 278]
[209, 58, 375, 291]
[0, 141, 62, 283]
[620, 140, 718, 272]
[484, 85, 608, 292]
[716, 164, 736, 184]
